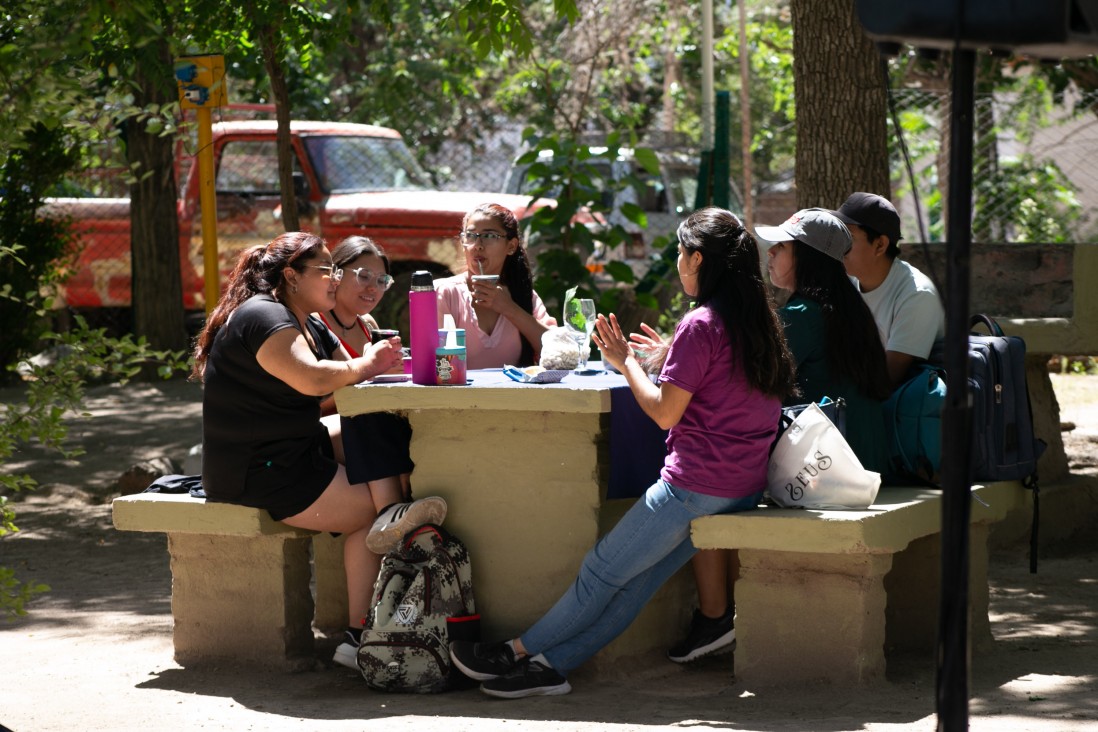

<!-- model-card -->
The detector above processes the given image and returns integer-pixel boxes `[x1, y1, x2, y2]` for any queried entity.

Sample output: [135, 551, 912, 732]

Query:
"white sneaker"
[366, 497, 447, 554]
[333, 631, 359, 670]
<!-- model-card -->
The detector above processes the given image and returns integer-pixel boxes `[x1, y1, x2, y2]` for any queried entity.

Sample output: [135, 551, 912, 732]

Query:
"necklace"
[328, 309, 357, 332]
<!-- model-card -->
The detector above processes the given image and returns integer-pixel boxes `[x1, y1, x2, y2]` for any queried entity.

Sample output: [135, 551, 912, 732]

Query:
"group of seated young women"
[194, 199, 895, 695]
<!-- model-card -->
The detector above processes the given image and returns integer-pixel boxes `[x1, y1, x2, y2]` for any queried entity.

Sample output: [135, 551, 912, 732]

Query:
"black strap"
[1023, 473, 1040, 573]
[969, 313, 1004, 337]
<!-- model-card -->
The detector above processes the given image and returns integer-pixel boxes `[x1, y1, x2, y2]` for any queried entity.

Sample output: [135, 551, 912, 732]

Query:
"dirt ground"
[2, 375, 1097, 732]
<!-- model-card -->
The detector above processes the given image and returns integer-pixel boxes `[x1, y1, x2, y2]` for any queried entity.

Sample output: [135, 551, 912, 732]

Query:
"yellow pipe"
[197, 106, 219, 314]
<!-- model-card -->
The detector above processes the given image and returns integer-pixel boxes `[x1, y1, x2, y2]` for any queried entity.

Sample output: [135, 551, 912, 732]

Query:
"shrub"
[0, 124, 78, 376]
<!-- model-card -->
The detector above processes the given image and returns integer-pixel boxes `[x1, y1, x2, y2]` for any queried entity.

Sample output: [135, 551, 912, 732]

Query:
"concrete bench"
[111, 493, 349, 669]
[690, 481, 1025, 686]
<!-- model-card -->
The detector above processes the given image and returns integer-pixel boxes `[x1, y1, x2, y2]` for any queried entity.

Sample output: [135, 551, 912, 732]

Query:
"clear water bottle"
[409, 271, 439, 385]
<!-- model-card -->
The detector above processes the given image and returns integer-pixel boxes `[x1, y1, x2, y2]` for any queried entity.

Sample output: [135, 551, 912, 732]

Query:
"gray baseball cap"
[754, 208, 852, 261]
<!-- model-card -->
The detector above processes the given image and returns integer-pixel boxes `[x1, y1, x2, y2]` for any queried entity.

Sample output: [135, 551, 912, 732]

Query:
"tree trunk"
[255, 21, 299, 233]
[790, 0, 890, 208]
[129, 38, 187, 354]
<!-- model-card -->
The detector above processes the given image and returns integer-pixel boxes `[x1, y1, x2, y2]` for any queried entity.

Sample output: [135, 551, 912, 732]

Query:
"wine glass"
[564, 298, 597, 370]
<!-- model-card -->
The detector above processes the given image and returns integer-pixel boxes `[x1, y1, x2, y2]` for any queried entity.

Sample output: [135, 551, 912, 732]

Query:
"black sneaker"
[480, 657, 572, 699]
[667, 608, 736, 664]
[450, 640, 518, 681]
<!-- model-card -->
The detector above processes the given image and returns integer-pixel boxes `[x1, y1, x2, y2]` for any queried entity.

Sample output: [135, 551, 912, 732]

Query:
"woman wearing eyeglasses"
[317, 236, 397, 367]
[435, 202, 557, 369]
[192, 232, 447, 672]
[317, 236, 418, 564]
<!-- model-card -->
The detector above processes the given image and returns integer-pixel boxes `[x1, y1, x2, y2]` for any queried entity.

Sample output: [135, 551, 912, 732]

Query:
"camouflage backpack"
[357, 524, 479, 693]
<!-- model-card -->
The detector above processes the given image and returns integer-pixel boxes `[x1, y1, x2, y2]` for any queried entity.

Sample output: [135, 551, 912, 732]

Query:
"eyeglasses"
[348, 268, 394, 290]
[304, 264, 343, 282]
[460, 230, 508, 248]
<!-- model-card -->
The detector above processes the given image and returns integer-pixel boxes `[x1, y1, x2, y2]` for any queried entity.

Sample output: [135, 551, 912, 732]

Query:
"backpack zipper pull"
[995, 383, 1002, 404]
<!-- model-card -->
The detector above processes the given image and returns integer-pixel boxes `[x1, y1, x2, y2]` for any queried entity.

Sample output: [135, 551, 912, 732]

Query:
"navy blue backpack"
[967, 315, 1046, 483]
[883, 314, 1046, 570]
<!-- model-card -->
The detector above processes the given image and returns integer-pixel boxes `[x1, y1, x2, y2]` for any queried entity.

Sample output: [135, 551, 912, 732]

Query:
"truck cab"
[47, 119, 548, 330]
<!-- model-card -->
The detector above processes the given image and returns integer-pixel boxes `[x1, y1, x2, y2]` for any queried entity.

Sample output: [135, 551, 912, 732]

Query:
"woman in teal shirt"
[668, 208, 891, 665]
[762, 208, 892, 472]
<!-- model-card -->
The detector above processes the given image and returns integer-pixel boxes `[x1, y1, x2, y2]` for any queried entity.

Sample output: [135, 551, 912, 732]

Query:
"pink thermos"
[409, 270, 439, 385]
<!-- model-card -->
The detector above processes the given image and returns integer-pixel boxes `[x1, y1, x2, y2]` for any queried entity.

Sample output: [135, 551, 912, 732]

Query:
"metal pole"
[737, 0, 754, 227]
[937, 47, 976, 732]
[701, 0, 715, 151]
[197, 106, 220, 314]
[713, 91, 731, 209]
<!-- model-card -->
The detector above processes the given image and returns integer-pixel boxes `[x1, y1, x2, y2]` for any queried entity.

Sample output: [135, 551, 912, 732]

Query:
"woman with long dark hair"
[314, 235, 416, 525]
[434, 202, 556, 368]
[448, 207, 797, 697]
[757, 207, 892, 467]
[668, 208, 891, 666]
[193, 231, 446, 671]
[316, 235, 394, 361]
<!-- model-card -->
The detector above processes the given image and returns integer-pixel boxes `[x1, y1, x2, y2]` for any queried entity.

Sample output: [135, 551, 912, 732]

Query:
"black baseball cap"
[831, 192, 902, 247]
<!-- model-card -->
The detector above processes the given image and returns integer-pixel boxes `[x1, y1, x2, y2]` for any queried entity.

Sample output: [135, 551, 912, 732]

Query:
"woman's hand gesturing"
[591, 313, 631, 372]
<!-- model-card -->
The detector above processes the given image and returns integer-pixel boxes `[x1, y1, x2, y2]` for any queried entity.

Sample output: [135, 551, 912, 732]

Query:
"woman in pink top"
[435, 203, 556, 369]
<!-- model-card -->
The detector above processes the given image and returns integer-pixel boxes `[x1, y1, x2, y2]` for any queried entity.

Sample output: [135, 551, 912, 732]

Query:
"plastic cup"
[369, 328, 400, 344]
[470, 274, 500, 305]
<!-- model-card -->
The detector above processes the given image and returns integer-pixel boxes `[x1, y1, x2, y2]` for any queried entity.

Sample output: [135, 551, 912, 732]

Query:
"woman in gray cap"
[667, 208, 892, 665]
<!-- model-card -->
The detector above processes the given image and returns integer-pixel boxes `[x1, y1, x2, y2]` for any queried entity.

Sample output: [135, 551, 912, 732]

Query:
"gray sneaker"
[366, 497, 447, 554]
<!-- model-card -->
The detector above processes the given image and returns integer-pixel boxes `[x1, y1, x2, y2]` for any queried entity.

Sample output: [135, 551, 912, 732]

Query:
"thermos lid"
[410, 270, 434, 290]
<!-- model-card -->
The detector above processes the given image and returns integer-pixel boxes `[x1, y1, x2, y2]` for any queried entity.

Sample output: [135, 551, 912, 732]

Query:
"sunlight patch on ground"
[1051, 373, 1098, 432]
[968, 674, 1098, 731]
[990, 615, 1094, 641]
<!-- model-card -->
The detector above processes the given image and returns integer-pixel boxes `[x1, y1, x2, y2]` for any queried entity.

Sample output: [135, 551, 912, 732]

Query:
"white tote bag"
[766, 402, 881, 510]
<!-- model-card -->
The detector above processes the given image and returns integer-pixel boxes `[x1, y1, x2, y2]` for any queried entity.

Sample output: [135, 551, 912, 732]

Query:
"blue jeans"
[520, 480, 762, 674]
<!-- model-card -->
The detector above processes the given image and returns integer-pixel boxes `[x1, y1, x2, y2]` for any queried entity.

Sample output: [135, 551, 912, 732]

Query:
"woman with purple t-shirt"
[448, 207, 798, 698]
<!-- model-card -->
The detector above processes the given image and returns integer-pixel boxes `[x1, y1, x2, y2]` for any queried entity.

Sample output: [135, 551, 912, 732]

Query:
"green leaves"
[455, 0, 527, 59]
[0, 565, 50, 621]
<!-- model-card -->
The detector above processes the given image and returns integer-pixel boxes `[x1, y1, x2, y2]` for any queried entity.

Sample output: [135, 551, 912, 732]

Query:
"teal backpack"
[883, 364, 947, 483]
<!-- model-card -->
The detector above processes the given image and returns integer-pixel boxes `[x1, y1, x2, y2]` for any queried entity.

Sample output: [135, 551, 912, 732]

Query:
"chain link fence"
[888, 88, 1098, 245]
[422, 124, 526, 194]
[884, 88, 1098, 320]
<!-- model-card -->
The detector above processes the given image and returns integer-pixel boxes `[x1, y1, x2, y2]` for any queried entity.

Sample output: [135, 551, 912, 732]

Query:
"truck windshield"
[303, 135, 431, 193]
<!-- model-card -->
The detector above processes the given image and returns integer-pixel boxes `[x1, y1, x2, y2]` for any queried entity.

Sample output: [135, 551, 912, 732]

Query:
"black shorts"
[224, 423, 339, 521]
[341, 412, 415, 484]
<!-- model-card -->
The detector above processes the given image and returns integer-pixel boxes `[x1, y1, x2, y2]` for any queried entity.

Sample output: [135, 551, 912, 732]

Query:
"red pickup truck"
[43, 119, 545, 321]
